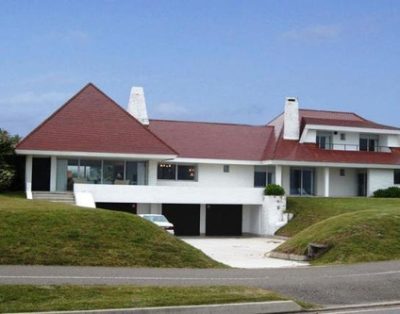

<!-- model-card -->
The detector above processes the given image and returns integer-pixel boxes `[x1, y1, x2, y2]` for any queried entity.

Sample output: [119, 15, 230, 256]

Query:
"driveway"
[180, 236, 308, 268]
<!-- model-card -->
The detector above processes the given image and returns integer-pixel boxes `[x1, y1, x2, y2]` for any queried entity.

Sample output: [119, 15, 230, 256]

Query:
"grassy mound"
[277, 197, 400, 237]
[0, 194, 222, 268]
[275, 208, 400, 264]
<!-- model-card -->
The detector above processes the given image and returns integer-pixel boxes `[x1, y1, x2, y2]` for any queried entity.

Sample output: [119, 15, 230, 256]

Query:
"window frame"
[394, 170, 400, 185]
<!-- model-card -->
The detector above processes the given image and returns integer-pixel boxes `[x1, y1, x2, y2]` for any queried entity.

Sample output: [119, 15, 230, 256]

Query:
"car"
[138, 214, 175, 235]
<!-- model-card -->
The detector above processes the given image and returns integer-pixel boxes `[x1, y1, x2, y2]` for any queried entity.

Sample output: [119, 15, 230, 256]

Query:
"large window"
[316, 132, 333, 149]
[395, 170, 400, 185]
[254, 166, 274, 187]
[290, 167, 315, 195]
[103, 160, 125, 184]
[157, 163, 196, 181]
[360, 134, 379, 152]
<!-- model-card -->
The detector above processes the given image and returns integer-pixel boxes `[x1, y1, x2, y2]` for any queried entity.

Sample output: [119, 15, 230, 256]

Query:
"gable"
[16, 83, 177, 156]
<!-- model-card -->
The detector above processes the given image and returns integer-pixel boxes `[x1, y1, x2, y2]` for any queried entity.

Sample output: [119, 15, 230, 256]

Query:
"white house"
[16, 83, 400, 236]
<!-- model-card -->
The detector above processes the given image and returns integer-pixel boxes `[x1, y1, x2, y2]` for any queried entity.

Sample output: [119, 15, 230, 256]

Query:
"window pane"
[395, 170, 400, 184]
[67, 159, 79, 191]
[80, 160, 102, 184]
[157, 163, 176, 180]
[254, 172, 266, 187]
[178, 165, 196, 180]
[290, 168, 302, 195]
[359, 138, 368, 151]
[103, 160, 124, 184]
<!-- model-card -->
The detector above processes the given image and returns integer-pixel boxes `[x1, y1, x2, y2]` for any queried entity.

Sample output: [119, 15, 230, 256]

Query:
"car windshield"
[143, 215, 168, 223]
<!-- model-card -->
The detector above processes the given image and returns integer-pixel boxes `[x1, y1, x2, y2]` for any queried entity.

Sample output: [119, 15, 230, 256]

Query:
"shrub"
[373, 186, 400, 198]
[264, 184, 285, 196]
[0, 164, 15, 191]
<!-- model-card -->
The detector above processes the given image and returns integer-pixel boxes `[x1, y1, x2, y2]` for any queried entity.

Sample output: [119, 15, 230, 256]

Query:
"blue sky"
[1, 0, 399, 136]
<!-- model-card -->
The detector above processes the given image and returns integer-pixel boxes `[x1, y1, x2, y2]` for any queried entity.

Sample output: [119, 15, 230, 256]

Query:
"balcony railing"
[317, 143, 391, 152]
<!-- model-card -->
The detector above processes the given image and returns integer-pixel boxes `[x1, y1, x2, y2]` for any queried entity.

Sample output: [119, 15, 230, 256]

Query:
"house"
[16, 83, 400, 236]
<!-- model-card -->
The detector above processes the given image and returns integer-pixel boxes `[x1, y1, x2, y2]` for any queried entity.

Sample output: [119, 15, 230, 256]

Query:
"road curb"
[301, 300, 400, 312]
[13, 301, 302, 314]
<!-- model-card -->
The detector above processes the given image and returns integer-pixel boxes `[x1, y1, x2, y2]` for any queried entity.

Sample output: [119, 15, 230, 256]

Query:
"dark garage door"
[162, 204, 200, 236]
[32, 157, 51, 191]
[96, 203, 137, 214]
[206, 204, 242, 236]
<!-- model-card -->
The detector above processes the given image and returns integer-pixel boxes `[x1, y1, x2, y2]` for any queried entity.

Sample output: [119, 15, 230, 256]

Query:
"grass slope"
[0, 194, 222, 268]
[0, 285, 288, 313]
[275, 208, 400, 264]
[277, 197, 400, 237]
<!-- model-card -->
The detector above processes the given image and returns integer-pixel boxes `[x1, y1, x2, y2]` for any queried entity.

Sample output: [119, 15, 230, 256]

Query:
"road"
[1, 261, 400, 306]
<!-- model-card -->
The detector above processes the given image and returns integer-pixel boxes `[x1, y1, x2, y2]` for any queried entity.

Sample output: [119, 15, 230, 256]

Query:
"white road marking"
[0, 275, 264, 281]
[325, 270, 400, 278]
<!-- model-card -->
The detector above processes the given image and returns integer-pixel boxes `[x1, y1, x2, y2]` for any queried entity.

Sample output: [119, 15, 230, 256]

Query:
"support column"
[200, 204, 206, 235]
[148, 160, 158, 185]
[275, 165, 283, 186]
[25, 155, 33, 199]
[50, 156, 57, 192]
[324, 167, 330, 197]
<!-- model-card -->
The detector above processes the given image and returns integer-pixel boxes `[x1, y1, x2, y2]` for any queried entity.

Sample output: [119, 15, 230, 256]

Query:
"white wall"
[329, 168, 358, 196]
[281, 166, 290, 195]
[242, 205, 262, 234]
[315, 167, 325, 196]
[156, 164, 255, 188]
[368, 169, 396, 196]
[302, 129, 316, 143]
[331, 132, 359, 151]
[74, 184, 264, 205]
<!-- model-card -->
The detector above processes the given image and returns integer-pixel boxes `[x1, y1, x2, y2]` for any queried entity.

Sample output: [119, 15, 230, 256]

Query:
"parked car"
[138, 214, 175, 235]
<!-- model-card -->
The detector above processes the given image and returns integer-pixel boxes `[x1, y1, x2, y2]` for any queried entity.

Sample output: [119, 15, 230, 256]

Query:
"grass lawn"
[275, 207, 400, 265]
[0, 193, 223, 268]
[277, 197, 400, 237]
[0, 285, 289, 313]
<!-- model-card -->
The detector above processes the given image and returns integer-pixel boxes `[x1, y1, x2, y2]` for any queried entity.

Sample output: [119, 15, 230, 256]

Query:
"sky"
[0, 0, 399, 136]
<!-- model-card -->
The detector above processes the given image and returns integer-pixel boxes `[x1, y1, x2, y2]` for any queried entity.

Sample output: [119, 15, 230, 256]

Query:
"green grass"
[275, 208, 400, 265]
[0, 285, 289, 313]
[277, 197, 400, 237]
[0, 193, 223, 268]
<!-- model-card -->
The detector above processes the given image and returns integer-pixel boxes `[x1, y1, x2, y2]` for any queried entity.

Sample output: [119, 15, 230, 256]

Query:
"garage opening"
[96, 203, 137, 214]
[162, 204, 200, 236]
[206, 204, 242, 236]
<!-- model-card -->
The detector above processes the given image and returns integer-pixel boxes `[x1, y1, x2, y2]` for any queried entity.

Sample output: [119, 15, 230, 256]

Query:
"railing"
[317, 143, 391, 152]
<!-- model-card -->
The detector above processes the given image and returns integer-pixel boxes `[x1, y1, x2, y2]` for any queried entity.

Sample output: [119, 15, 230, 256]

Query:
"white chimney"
[283, 97, 300, 140]
[127, 86, 149, 125]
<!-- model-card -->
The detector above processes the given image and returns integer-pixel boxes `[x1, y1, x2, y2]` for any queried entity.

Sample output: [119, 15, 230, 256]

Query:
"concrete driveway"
[180, 236, 308, 268]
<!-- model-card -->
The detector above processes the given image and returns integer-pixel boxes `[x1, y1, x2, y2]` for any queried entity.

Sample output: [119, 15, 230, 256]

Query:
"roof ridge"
[300, 108, 360, 116]
[17, 83, 95, 148]
[150, 118, 271, 128]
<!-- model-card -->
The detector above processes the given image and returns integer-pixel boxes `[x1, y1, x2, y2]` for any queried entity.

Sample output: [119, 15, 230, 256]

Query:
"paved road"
[308, 304, 400, 313]
[1, 261, 400, 306]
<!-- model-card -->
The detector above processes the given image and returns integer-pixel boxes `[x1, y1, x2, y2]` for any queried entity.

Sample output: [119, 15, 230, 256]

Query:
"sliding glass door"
[290, 167, 315, 196]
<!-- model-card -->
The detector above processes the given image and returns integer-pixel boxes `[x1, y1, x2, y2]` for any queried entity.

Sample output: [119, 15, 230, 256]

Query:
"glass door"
[290, 167, 315, 196]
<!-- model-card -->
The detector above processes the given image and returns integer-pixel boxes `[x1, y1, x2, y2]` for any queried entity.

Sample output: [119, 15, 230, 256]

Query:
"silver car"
[138, 214, 175, 235]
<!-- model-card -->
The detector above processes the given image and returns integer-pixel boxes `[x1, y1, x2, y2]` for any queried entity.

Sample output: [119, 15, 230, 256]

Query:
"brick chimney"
[127, 86, 149, 125]
[283, 97, 300, 140]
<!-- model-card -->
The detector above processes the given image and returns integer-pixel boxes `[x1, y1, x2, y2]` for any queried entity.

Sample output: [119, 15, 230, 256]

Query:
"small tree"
[0, 129, 21, 191]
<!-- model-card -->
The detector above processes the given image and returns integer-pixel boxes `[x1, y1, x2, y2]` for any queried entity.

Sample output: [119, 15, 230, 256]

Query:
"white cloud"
[283, 24, 342, 41]
[152, 102, 189, 118]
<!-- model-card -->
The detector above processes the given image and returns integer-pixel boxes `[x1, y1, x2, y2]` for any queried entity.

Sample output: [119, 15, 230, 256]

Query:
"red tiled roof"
[301, 117, 400, 130]
[16, 83, 177, 156]
[149, 119, 273, 160]
[271, 134, 400, 165]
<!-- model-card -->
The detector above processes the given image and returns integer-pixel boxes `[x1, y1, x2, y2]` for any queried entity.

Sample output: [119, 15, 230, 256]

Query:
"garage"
[96, 203, 137, 214]
[206, 204, 242, 236]
[162, 204, 200, 236]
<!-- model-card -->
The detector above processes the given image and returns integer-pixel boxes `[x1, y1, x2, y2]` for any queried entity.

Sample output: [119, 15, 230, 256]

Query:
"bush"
[373, 186, 400, 198]
[264, 184, 285, 196]
[0, 164, 15, 192]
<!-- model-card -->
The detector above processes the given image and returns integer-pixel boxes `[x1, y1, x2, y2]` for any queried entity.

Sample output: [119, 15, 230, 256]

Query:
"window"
[340, 133, 346, 141]
[157, 163, 176, 180]
[254, 172, 266, 187]
[80, 160, 102, 183]
[316, 132, 333, 149]
[178, 165, 196, 180]
[395, 170, 400, 184]
[223, 165, 230, 173]
[157, 163, 197, 181]
[290, 167, 315, 195]
[126, 161, 147, 185]
[103, 160, 124, 184]
[340, 169, 345, 176]
[360, 135, 378, 152]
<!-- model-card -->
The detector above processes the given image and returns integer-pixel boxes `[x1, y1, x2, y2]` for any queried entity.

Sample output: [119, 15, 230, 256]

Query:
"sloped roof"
[16, 83, 177, 156]
[265, 109, 400, 164]
[149, 119, 273, 161]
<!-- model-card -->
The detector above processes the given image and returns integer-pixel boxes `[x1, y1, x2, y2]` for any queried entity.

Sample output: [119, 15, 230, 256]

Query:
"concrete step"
[32, 192, 75, 204]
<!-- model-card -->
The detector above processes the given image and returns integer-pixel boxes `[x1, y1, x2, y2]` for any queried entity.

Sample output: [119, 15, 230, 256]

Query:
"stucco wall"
[329, 168, 358, 196]
[367, 169, 396, 196]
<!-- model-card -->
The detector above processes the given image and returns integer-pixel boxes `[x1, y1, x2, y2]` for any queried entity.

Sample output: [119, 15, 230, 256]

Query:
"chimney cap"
[286, 97, 298, 102]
